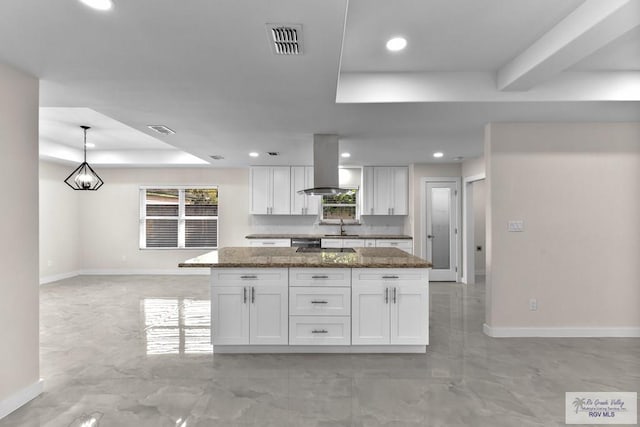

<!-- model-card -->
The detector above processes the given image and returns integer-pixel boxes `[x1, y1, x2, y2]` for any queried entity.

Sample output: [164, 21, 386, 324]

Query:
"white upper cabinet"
[290, 166, 319, 216]
[362, 166, 409, 215]
[250, 166, 291, 215]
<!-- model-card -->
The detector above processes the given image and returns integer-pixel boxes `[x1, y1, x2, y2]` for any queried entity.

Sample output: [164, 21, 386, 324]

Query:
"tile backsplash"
[249, 215, 408, 236]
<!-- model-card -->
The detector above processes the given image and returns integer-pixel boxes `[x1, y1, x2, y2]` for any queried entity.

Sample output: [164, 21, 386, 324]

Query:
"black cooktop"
[295, 247, 356, 253]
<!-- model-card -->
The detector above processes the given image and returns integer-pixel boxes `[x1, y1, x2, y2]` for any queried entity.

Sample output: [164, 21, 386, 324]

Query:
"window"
[321, 188, 359, 223]
[140, 187, 218, 249]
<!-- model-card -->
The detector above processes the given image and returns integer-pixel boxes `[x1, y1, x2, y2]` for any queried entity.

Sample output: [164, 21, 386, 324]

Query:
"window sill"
[139, 247, 218, 251]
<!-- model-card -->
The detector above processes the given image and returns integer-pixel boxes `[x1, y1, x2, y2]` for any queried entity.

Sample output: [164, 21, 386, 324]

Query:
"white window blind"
[140, 187, 218, 249]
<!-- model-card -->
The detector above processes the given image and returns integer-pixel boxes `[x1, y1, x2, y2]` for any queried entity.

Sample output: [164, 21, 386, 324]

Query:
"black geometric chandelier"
[64, 126, 104, 191]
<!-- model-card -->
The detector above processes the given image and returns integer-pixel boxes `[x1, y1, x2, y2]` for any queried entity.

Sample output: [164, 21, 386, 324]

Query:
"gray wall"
[0, 63, 40, 408]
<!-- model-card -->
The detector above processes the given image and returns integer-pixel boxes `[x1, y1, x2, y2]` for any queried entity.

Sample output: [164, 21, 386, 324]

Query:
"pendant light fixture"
[64, 126, 104, 190]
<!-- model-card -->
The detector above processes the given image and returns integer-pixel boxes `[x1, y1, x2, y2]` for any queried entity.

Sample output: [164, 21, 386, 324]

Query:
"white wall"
[77, 167, 250, 273]
[0, 63, 41, 414]
[39, 161, 81, 282]
[485, 122, 640, 334]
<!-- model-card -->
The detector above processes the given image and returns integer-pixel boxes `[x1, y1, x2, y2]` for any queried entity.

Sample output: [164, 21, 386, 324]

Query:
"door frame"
[461, 173, 486, 284]
[420, 177, 461, 282]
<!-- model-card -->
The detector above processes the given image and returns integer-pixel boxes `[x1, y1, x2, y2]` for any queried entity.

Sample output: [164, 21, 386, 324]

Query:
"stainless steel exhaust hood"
[298, 134, 350, 196]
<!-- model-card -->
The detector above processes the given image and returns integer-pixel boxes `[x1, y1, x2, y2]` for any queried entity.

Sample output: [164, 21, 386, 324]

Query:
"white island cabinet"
[211, 268, 288, 345]
[352, 269, 429, 346]
[181, 246, 430, 353]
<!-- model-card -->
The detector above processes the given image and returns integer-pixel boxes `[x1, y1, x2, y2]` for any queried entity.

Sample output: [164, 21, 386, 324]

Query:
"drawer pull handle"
[310, 300, 328, 304]
[390, 242, 398, 245]
[382, 275, 399, 279]
[240, 275, 258, 279]
[262, 242, 276, 245]
[311, 275, 329, 279]
[312, 329, 328, 334]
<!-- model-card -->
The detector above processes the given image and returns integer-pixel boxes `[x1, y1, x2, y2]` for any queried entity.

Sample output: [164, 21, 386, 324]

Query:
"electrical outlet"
[508, 220, 524, 232]
[529, 299, 538, 311]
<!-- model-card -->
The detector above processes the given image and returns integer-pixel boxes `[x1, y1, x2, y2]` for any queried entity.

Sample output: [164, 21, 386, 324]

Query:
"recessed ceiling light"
[386, 37, 407, 52]
[249, 152, 259, 157]
[85, 142, 96, 148]
[341, 152, 351, 158]
[433, 152, 444, 158]
[78, 0, 114, 11]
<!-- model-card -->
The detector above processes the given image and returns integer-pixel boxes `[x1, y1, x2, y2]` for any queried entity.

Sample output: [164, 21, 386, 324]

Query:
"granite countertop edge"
[180, 247, 431, 269]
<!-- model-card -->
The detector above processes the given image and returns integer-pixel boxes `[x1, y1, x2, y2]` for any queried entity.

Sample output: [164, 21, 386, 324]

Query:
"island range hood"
[298, 134, 351, 196]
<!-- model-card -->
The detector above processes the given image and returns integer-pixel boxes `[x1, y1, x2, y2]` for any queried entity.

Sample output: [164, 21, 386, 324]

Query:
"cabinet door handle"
[393, 287, 397, 304]
[311, 275, 329, 279]
[384, 287, 389, 304]
[311, 329, 328, 334]
[310, 300, 328, 304]
[243, 287, 247, 304]
[382, 275, 399, 279]
[251, 286, 255, 304]
[241, 275, 258, 279]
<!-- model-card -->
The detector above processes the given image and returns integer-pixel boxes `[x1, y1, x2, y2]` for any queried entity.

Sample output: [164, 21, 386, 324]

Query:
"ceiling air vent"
[209, 155, 225, 160]
[267, 152, 280, 157]
[147, 125, 175, 135]
[267, 24, 303, 55]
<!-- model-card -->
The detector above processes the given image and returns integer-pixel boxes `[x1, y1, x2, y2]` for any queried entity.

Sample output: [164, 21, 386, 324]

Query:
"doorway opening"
[421, 177, 461, 281]
[462, 174, 486, 284]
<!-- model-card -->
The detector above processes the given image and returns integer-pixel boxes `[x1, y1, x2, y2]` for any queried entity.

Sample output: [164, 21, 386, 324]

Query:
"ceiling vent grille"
[267, 24, 303, 55]
[267, 152, 280, 156]
[147, 125, 175, 135]
[209, 155, 225, 160]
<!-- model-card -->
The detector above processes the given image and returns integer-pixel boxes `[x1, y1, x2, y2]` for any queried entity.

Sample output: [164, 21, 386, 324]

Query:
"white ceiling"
[0, 0, 638, 167]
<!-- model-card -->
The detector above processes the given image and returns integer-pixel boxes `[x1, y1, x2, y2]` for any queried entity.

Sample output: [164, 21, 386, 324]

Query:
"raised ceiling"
[0, 0, 638, 167]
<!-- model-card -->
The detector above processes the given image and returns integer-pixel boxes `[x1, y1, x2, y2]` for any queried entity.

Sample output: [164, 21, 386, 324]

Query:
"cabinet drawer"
[247, 239, 291, 247]
[352, 268, 428, 286]
[289, 316, 351, 345]
[289, 268, 351, 287]
[289, 287, 350, 316]
[321, 239, 343, 248]
[341, 239, 365, 248]
[375, 239, 412, 254]
[211, 268, 288, 286]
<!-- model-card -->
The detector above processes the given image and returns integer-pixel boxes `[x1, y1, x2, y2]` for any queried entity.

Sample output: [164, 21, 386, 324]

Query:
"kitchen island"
[180, 247, 431, 353]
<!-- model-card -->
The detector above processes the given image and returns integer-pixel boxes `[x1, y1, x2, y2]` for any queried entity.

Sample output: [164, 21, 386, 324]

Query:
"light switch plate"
[508, 220, 524, 232]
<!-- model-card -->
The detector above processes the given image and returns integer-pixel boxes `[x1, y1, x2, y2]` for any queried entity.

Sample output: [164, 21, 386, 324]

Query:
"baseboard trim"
[79, 268, 209, 276]
[213, 345, 427, 354]
[483, 323, 640, 338]
[40, 271, 80, 285]
[0, 379, 44, 420]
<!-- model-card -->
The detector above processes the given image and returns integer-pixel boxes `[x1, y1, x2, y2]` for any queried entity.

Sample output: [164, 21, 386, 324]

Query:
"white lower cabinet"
[211, 268, 288, 345]
[246, 238, 291, 247]
[210, 267, 429, 351]
[289, 267, 351, 346]
[351, 268, 429, 345]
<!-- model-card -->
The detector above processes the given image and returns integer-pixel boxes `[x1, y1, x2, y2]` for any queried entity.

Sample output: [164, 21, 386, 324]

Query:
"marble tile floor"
[1, 275, 638, 426]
